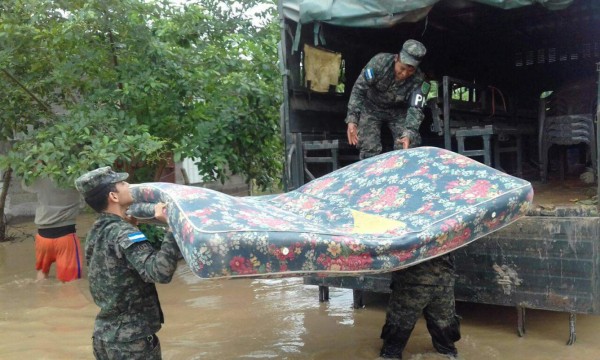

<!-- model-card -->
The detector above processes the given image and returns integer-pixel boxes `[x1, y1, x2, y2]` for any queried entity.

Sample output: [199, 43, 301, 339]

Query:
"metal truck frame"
[278, 0, 600, 345]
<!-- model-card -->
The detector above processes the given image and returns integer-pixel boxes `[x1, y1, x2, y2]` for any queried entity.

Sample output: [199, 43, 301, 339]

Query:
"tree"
[168, 0, 283, 188]
[0, 0, 282, 241]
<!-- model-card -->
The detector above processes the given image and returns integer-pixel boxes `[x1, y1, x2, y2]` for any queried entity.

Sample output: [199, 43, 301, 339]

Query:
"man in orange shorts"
[23, 178, 83, 282]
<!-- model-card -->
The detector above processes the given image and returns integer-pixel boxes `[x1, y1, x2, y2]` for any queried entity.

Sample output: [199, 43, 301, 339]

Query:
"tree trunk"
[153, 152, 174, 182]
[153, 158, 167, 182]
[0, 167, 13, 242]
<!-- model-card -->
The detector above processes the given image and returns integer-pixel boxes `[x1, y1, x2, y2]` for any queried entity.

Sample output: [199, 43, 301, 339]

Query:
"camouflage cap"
[75, 166, 129, 198]
[399, 39, 426, 67]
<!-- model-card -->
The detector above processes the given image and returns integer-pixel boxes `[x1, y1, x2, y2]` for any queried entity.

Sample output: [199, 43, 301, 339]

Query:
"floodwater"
[1, 215, 600, 360]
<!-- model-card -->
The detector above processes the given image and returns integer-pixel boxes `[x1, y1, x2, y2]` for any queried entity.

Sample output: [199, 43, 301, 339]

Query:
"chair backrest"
[439, 76, 511, 149]
[543, 78, 596, 117]
[538, 78, 597, 164]
[543, 114, 594, 145]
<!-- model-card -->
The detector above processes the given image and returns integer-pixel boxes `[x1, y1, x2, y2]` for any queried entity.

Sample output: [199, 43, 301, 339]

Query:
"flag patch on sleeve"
[364, 68, 374, 81]
[127, 231, 147, 243]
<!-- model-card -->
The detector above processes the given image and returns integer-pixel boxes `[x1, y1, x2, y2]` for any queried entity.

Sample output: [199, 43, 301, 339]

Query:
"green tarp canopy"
[281, 0, 574, 28]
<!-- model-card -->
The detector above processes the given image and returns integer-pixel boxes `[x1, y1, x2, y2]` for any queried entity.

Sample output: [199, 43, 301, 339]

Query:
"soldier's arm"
[346, 54, 384, 124]
[401, 79, 427, 146]
[401, 107, 424, 146]
[119, 226, 181, 284]
[346, 74, 368, 124]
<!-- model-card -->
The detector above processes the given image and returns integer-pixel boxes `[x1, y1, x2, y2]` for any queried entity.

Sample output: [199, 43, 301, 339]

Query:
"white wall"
[177, 158, 205, 185]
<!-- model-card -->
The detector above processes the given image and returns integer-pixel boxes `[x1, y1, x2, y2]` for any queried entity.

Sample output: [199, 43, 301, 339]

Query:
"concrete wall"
[1, 172, 38, 223]
[0, 140, 37, 222]
[199, 174, 250, 197]
[175, 159, 250, 196]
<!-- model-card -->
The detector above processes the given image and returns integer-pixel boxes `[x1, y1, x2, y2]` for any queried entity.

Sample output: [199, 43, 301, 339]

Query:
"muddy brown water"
[1, 213, 600, 359]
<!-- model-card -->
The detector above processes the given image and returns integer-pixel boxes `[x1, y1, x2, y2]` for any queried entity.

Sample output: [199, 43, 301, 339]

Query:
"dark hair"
[84, 183, 118, 213]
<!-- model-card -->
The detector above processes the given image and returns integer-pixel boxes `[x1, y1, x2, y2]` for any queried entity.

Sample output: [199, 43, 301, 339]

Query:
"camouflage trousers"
[93, 334, 161, 360]
[380, 282, 461, 359]
[357, 113, 420, 160]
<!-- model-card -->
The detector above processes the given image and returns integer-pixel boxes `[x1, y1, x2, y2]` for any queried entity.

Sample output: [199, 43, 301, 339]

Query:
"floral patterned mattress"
[129, 147, 533, 279]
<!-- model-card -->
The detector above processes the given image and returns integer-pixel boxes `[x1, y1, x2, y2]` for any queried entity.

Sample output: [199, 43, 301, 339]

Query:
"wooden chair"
[437, 76, 526, 175]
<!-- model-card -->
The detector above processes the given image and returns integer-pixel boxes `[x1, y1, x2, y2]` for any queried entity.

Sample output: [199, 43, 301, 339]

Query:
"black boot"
[379, 324, 413, 360]
[427, 315, 460, 357]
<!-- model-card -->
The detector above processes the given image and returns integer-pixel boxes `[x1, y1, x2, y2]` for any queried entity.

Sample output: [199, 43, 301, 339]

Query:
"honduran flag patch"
[364, 68, 374, 81]
[128, 231, 147, 243]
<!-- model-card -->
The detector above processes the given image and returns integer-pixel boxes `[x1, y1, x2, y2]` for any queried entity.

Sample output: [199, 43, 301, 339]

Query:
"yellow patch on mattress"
[350, 209, 406, 234]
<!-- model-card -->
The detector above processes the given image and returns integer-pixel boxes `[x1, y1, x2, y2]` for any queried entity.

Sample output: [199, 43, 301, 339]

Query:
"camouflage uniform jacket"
[345, 53, 426, 144]
[392, 254, 456, 287]
[85, 213, 181, 342]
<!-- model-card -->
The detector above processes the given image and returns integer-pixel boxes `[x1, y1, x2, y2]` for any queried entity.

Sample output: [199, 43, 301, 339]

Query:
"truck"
[277, 0, 600, 345]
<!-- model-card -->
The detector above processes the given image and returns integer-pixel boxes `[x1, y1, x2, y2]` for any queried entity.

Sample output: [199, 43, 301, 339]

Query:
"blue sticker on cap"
[364, 68, 374, 81]
[127, 231, 147, 243]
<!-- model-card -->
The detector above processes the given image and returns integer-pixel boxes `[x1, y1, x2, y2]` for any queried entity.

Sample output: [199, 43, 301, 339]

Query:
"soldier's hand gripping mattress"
[129, 147, 533, 279]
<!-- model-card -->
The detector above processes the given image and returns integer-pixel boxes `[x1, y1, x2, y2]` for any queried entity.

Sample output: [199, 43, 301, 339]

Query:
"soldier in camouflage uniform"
[75, 166, 181, 360]
[379, 255, 461, 359]
[346, 39, 428, 159]
[344, 40, 460, 359]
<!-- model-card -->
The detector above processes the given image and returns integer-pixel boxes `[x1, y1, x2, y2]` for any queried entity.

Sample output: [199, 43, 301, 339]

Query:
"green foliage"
[1, 108, 166, 187]
[138, 223, 167, 250]
[169, 0, 284, 190]
[0, 0, 282, 189]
